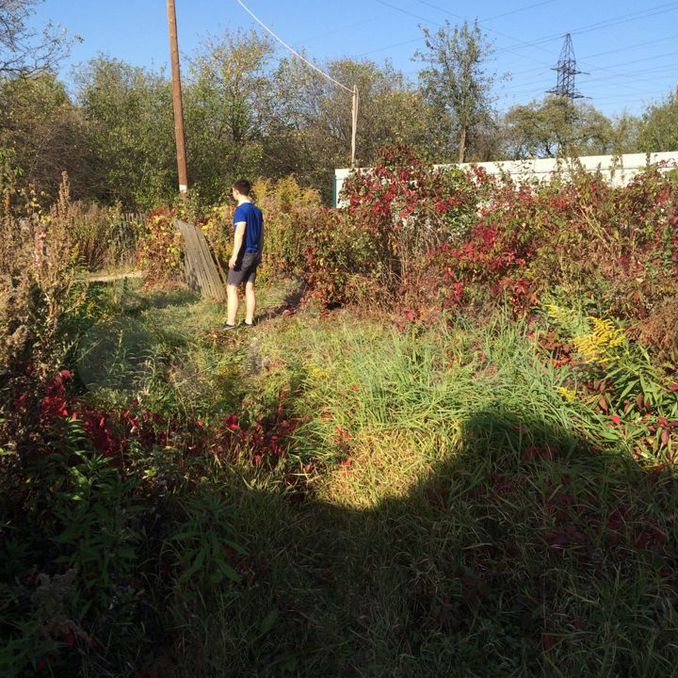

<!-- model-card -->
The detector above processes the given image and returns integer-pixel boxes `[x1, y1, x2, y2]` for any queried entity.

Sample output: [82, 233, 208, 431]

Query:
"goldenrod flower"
[546, 303, 570, 326]
[558, 387, 577, 403]
[573, 316, 626, 365]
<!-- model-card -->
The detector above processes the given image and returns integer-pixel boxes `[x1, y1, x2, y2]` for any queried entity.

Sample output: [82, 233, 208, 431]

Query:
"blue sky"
[30, 0, 677, 117]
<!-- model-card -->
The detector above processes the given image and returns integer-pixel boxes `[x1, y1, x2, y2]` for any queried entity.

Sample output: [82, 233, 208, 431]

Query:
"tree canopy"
[0, 20, 667, 208]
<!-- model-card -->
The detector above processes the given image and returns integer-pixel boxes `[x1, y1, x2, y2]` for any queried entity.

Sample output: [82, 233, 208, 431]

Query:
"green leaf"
[182, 546, 207, 580]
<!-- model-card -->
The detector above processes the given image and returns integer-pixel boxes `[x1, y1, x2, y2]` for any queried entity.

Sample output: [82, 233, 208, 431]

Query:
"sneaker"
[222, 323, 237, 331]
[243, 321, 255, 328]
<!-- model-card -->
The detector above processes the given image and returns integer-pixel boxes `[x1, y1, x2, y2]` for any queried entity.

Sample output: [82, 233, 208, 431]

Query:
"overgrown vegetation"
[1, 150, 676, 676]
[1, 4, 675, 673]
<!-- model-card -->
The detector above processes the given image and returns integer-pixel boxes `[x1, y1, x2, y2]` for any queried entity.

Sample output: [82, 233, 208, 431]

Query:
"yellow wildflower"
[573, 316, 626, 365]
[545, 303, 571, 326]
[310, 366, 330, 380]
[558, 387, 577, 403]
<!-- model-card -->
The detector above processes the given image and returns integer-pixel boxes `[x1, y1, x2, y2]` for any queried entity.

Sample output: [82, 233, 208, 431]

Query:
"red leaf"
[542, 633, 556, 652]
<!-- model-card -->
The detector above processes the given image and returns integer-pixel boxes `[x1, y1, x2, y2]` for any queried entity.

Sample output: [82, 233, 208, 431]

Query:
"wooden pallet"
[174, 219, 227, 301]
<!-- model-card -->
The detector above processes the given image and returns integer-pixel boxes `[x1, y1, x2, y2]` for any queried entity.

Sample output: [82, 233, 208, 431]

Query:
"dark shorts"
[227, 251, 260, 286]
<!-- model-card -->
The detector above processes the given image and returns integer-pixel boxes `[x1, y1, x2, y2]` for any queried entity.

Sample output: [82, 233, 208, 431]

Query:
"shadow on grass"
[3, 397, 675, 677]
[139, 286, 200, 310]
[165, 407, 677, 678]
[74, 283, 200, 393]
[256, 277, 307, 324]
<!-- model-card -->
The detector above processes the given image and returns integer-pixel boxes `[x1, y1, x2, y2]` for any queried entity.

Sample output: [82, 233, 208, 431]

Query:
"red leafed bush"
[31, 368, 304, 473]
[294, 146, 676, 345]
[341, 145, 484, 296]
[301, 206, 370, 307]
[420, 163, 677, 339]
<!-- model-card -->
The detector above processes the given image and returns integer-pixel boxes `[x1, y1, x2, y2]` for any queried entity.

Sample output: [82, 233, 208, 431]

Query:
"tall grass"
[160, 308, 675, 677]
[1, 280, 675, 678]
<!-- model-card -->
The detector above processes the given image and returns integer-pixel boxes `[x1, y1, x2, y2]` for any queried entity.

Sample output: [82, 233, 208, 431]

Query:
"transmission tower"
[547, 33, 586, 100]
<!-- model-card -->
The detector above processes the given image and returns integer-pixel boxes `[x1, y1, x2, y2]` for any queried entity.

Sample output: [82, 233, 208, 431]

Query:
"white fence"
[333, 151, 678, 207]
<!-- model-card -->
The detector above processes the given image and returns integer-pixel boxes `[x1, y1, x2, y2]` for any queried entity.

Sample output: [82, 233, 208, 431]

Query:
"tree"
[185, 30, 276, 202]
[0, 72, 93, 199]
[0, 0, 74, 76]
[77, 57, 176, 208]
[637, 91, 677, 152]
[270, 56, 429, 200]
[608, 112, 640, 155]
[414, 20, 497, 163]
[503, 97, 614, 159]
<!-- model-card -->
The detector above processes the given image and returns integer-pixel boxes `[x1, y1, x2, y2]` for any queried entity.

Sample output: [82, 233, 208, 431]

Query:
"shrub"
[419, 163, 677, 341]
[200, 203, 234, 271]
[301, 207, 368, 307]
[341, 145, 484, 297]
[137, 207, 183, 286]
[68, 202, 145, 272]
[0, 174, 86, 461]
[254, 176, 322, 282]
[200, 177, 322, 285]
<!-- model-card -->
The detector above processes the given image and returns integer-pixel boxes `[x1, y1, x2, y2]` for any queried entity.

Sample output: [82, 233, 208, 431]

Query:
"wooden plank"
[175, 219, 227, 301]
[87, 271, 143, 283]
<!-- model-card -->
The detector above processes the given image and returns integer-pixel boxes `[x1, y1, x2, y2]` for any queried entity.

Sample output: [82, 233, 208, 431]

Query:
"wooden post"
[167, 0, 188, 194]
[351, 85, 359, 168]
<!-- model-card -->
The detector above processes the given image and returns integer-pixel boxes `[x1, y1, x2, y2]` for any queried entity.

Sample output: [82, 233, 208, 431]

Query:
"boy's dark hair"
[232, 179, 252, 196]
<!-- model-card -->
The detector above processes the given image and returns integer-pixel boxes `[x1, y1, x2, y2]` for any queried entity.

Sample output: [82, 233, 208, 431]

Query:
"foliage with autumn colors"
[308, 147, 677, 359]
[1, 149, 676, 677]
[137, 207, 183, 286]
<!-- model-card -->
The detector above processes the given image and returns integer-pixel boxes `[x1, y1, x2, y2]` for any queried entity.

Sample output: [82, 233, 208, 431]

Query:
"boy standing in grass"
[224, 179, 264, 330]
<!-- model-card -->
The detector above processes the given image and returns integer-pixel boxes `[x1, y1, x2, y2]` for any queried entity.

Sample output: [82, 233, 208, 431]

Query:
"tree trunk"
[458, 126, 467, 163]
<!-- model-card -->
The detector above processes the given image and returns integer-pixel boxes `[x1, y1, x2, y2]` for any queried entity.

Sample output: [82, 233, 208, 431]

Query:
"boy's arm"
[229, 222, 246, 269]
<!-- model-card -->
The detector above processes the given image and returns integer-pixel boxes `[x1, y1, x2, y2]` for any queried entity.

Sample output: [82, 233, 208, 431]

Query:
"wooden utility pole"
[351, 85, 359, 168]
[167, 0, 188, 194]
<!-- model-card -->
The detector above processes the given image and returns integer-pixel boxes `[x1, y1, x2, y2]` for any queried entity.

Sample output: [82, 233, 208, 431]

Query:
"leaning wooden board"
[174, 219, 227, 301]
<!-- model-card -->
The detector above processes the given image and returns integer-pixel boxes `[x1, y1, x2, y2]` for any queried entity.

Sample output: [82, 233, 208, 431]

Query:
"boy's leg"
[244, 281, 256, 325]
[226, 284, 239, 325]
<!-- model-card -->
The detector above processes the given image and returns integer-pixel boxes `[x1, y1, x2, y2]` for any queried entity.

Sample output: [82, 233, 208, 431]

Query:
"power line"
[378, 0, 560, 63]
[368, 0, 676, 100]
[506, 53, 676, 92]
[234, 0, 360, 166]
[234, 0, 353, 93]
[582, 35, 677, 61]
[501, 64, 676, 98]
[499, 65, 676, 101]
[581, 52, 677, 77]
[500, 60, 676, 93]
[481, 0, 559, 22]
[568, 3, 675, 37]
[418, 0, 558, 57]
[373, 0, 431, 25]
[369, 0, 675, 64]
[366, 0, 557, 66]
[493, 2, 676, 53]
[300, 17, 382, 47]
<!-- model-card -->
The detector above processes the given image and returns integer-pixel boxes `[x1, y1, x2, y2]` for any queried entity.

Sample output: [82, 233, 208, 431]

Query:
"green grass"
[2, 280, 676, 678]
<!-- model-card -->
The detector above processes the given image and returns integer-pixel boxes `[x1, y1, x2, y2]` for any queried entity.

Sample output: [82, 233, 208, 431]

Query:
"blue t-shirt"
[233, 202, 264, 254]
